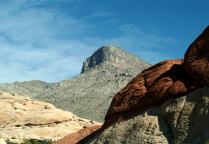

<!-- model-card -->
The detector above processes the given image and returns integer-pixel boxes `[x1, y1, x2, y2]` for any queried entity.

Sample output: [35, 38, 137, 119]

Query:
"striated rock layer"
[0, 91, 100, 143]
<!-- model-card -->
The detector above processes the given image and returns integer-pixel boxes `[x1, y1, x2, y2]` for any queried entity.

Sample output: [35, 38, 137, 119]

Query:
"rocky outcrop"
[0, 91, 100, 143]
[84, 86, 209, 144]
[0, 46, 150, 122]
[81, 46, 118, 73]
[56, 125, 102, 144]
[104, 59, 202, 127]
[71, 26, 209, 143]
[184, 26, 209, 84]
[81, 46, 145, 73]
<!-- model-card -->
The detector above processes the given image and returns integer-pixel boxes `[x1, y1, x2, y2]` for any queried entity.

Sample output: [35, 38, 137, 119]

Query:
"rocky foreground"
[84, 86, 209, 144]
[57, 26, 209, 144]
[0, 92, 101, 143]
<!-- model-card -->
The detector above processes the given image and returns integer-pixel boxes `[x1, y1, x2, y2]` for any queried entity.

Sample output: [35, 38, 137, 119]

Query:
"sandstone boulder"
[0, 91, 100, 143]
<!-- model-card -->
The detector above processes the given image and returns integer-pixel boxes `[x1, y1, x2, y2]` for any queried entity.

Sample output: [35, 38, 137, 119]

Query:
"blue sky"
[0, 0, 208, 83]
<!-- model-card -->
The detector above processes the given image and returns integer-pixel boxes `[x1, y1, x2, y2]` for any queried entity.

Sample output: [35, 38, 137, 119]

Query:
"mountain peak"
[81, 45, 143, 73]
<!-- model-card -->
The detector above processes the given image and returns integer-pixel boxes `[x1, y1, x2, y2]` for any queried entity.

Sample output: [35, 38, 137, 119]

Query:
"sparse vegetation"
[6, 139, 53, 144]
[10, 93, 15, 96]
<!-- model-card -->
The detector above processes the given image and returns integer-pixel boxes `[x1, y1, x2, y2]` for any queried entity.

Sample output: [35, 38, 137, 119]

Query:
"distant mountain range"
[0, 46, 150, 122]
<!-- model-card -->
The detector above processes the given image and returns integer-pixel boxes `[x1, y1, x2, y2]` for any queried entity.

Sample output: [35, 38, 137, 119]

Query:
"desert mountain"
[0, 80, 53, 98]
[0, 91, 100, 144]
[0, 46, 150, 122]
[56, 26, 209, 144]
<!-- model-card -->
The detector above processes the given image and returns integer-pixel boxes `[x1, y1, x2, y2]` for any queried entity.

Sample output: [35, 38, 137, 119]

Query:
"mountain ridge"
[0, 46, 150, 122]
[81, 46, 146, 73]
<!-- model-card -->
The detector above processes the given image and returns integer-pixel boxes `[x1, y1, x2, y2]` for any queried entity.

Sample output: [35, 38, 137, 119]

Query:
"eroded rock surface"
[84, 86, 209, 144]
[184, 26, 209, 84]
[0, 92, 100, 143]
[104, 59, 202, 128]
[56, 125, 102, 144]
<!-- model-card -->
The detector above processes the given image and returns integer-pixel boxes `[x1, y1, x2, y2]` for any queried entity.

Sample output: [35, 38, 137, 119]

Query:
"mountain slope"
[0, 46, 150, 122]
[34, 46, 150, 122]
[0, 80, 54, 97]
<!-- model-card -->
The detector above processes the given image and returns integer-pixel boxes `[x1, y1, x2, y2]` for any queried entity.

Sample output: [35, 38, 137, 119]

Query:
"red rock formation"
[57, 26, 209, 144]
[55, 125, 101, 144]
[184, 26, 209, 84]
[78, 59, 203, 144]
[104, 59, 203, 128]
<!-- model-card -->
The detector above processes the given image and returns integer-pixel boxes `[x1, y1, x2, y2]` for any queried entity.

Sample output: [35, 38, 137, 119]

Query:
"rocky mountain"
[81, 46, 143, 73]
[56, 26, 209, 144]
[0, 46, 150, 122]
[0, 80, 53, 98]
[0, 91, 100, 144]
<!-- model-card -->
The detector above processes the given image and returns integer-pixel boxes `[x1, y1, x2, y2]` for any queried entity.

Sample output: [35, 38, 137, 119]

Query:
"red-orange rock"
[104, 60, 202, 127]
[55, 125, 101, 144]
[78, 60, 204, 143]
[77, 26, 209, 143]
[184, 26, 209, 84]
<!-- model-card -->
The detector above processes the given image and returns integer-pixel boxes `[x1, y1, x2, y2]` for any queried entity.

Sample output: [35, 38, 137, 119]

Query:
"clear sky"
[0, 0, 208, 83]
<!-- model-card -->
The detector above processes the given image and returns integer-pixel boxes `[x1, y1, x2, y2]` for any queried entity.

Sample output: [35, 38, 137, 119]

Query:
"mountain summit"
[81, 46, 145, 73]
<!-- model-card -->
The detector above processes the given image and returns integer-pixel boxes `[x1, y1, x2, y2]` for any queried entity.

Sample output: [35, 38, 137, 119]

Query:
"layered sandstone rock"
[0, 91, 100, 143]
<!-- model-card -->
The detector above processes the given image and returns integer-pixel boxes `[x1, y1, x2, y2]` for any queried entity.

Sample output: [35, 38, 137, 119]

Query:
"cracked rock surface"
[86, 86, 209, 144]
[0, 91, 101, 143]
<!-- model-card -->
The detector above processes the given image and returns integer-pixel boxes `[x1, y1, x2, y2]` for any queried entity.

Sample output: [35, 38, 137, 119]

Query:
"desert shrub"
[6, 139, 53, 144]
[21, 139, 53, 144]
[205, 140, 209, 144]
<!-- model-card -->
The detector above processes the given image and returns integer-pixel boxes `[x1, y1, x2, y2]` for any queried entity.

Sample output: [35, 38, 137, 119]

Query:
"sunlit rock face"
[84, 87, 209, 144]
[0, 91, 100, 143]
